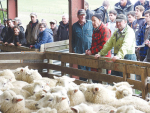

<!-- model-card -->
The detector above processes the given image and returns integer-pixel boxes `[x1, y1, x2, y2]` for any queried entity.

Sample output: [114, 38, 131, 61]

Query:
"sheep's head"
[67, 88, 78, 96]
[113, 82, 134, 90]
[33, 82, 47, 94]
[0, 78, 8, 89]
[35, 93, 67, 109]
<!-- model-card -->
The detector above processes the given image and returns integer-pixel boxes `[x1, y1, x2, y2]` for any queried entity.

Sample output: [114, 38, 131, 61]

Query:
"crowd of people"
[72, 0, 150, 81]
[0, 12, 70, 50]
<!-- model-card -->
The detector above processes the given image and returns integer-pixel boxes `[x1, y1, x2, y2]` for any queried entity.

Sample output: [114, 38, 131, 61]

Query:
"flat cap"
[116, 14, 127, 22]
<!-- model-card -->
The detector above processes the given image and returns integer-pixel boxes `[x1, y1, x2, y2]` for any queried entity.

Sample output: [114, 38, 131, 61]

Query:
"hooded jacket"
[34, 28, 53, 49]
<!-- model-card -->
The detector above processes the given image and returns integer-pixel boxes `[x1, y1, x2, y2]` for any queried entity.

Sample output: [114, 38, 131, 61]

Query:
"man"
[134, 0, 149, 11]
[137, 9, 150, 62]
[0, 20, 4, 42]
[84, 1, 94, 20]
[50, 19, 58, 42]
[114, 0, 133, 17]
[1, 19, 7, 42]
[25, 12, 40, 47]
[57, 14, 69, 41]
[95, 14, 136, 77]
[127, 11, 136, 27]
[13, 17, 24, 32]
[94, 0, 109, 23]
[3, 19, 14, 43]
[72, 9, 93, 81]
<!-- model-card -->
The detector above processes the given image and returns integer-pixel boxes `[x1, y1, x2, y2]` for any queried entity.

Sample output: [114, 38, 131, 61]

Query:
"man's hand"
[145, 40, 150, 47]
[30, 45, 35, 49]
[9, 43, 14, 45]
[95, 54, 101, 59]
[4, 42, 8, 46]
[136, 47, 140, 50]
[112, 56, 119, 62]
[85, 50, 92, 55]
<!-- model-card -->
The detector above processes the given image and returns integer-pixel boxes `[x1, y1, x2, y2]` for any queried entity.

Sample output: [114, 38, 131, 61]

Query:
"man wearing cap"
[95, 14, 136, 77]
[50, 19, 58, 42]
[57, 14, 69, 41]
[72, 9, 93, 81]
[25, 12, 40, 46]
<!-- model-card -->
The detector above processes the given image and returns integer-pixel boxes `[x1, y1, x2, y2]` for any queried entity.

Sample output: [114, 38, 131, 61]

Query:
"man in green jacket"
[95, 14, 136, 77]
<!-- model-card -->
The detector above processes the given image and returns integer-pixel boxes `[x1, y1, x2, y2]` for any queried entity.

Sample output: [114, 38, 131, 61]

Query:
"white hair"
[62, 14, 69, 19]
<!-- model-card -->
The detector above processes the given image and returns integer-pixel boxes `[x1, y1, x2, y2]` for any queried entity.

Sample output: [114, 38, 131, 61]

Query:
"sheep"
[114, 105, 144, 113]
[22, 81, 50, 95]
[32, 107, 57, 113]
[23, 69, 42, 83]
[13, 66, 29, 80]
[0, 78, 14, 90]
[34, 77, 57, 88]
[0, 90, 33, 113]
[67, 87, 86, 106]
[112, 82, 134, 91]
[84, 84, 116, 104]
[115, 85, 133, 99]
[53, 75, 78, 90]
[35, 93, 70, 113]
[0, 69, 16, 82]
[79, 83, 91, 93]
[12, 80, 29, 89]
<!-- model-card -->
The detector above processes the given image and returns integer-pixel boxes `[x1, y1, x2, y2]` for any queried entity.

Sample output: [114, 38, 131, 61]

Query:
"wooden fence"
[0, 41, 149, 99]
[0, 51, 149, 100]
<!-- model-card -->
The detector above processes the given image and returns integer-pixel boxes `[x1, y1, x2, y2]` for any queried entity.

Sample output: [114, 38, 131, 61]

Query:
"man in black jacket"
[57, 14, 69, 41]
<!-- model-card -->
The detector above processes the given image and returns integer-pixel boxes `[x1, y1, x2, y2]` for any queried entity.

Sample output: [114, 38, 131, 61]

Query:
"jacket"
[7, 31, 26, 46]
[57, 21, 69, 41]
[134, 1, 149, 11]
[86, 9, 94, 20]
[51, 26, 58, 42]
[25, 20, 40, 45]
[5, 27, 14, 43]
[34, 28, 53, 49]
[72, 20, 93, 54]
[94, 6, 109, 23]
[137, 23, 149, 57]
[99, 25, 135, 59]
[90, 23, 111, 56]
[114, 1, 133, 16]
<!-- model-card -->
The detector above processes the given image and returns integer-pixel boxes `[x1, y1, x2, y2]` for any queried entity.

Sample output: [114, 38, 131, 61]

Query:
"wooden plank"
[0, 63, 47, 70]
[47, 64, 123, 83]
[46, 45, 69, 52]
[126, 65, 144, 75]
[0, 52, 45, 60]
[123, 64, 127, 81]
[127, 79, 142, 90]
[45, 40, 69, 48]
[147, 67, 150, 77]
[148, 83, 150, 93]
[61, 54, 98, 68]
[45, 51, 62, 61]
[141, 68, 148, 99]
[99, 60, 125, 72]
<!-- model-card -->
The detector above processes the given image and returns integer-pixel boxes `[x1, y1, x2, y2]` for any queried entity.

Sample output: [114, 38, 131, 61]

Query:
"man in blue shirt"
[72, 9, 93, 81]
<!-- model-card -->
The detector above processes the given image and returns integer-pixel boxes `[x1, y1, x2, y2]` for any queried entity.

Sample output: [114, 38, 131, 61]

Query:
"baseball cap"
[116, 14, 127, 22]
[50, 19, 56, 24]
[30, 12, 37, 17]
[92, 13, 103, 20]
[13, 17, 20, 22]
[77, 9, 86, 15]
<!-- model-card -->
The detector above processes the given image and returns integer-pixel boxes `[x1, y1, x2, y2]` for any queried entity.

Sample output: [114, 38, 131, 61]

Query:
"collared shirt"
[116, 26, 126, 41]
[78, 20, 86, 27]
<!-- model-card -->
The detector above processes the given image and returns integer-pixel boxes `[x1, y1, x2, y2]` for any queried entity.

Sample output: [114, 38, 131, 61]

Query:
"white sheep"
[35, 93, 70, 113]
[12, 80, 29, 89]
[53, 75, 78, 90]
[22, 81, 50, 95]
[115, 85, 133, 99]
[32, 107, 57, 113]
[13, 66, 29, 80]
[67, 87, 86, 106]
[115, 105, 144, 113]
[0, 78, 14, 90]
[0, 69, 16, 82]
[84, 84, 116, 104]
[23, 69, 42, 83]
[112, 82, 134, 90]
[0, 90, 33, 113]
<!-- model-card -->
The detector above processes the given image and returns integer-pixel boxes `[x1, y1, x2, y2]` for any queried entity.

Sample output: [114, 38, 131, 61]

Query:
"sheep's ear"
[25, 66, 29, 69]
[41, 95, 45, 98]
[74, 89, 78, 93]
[71, 107, 79, 113]
[53, 76, 59, 80]
[57, 96, 66, 102]
[20, 69, 23, 72]
[115, 86, 118, 90]
[95, 87, 99, 91]
[43, 90, 47, 93]
[113, 82, 116, 85]
[17, 99, 23, 102]
[110, 110, 115, 113]
[130, 85, 134, 88]
[70, 78, 75, 82]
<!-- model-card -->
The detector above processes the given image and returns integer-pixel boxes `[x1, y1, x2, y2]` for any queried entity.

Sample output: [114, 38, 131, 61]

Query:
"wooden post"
[61, 61, 66, 76]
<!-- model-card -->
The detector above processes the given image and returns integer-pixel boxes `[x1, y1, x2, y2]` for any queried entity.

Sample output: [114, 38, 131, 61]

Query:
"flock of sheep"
[0, 66, 150, 113]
